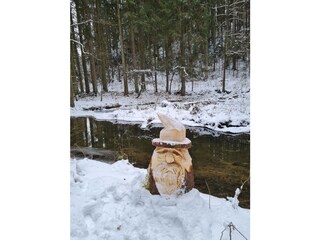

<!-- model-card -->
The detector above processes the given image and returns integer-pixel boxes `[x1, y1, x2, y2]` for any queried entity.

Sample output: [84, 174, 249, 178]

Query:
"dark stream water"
[70, 117, 250, 208]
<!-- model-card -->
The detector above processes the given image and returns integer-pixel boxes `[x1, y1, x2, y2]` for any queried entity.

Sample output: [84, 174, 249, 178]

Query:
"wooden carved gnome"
[146, 113, 194, 196]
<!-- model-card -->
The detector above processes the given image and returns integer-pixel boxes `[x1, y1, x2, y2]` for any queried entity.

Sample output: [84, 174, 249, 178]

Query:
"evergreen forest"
[70, 0, 250, 107]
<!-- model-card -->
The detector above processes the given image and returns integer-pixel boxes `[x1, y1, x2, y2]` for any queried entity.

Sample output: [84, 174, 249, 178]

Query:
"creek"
[70, 117, 250, 208]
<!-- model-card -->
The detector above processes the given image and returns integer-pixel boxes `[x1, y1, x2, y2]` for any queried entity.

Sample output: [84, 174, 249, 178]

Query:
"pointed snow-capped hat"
[152, 113, 191, 148]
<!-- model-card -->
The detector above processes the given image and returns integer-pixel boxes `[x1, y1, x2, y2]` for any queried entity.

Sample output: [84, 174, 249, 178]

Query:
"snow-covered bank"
[71, 158, 250, 240]
[70, 73, 250, 134]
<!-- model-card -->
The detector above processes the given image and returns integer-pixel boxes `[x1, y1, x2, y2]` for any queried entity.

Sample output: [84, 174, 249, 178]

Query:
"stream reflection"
[70, 117, 250, 208]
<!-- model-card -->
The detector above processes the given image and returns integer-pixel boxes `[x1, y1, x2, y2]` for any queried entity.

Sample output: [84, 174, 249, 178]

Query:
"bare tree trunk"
[153, 42, 158, 93]
[204, 41, 209, 79]
[81, 49, 90, 93]
[70, 73, 75, 107]
[137, 0, 146, 92]
[222, 51, 227, 92]
[138, 29, 146, 91]
[179, 3, 186, 96]
[204, 24, 209, 80]
[75, 0, 90, 94]
[212, 4, 217, 73]
[83, 0, 98, 95]
[96, 0, 108, 92]
[187, 30, 194, 91]
[70, 45, 76, 107]
[164, 39, 171, 93]
[88, 40, 98, 95]
[222, 0, 230, 93]
[105, 35, 111, 83]
[116, 50, 121, 82]
[117, 0, 129, 96]
[70, 12, 84, 93]
[75, 51, 84, 93]
[108, 35, 115, 82]
[130, 25, 139, 93]
[211, 5, 216, 60]
[232, 1, 237, 72]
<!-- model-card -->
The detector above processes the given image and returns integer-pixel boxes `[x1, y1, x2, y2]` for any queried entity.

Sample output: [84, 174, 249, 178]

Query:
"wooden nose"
[165, 154, 174, 163]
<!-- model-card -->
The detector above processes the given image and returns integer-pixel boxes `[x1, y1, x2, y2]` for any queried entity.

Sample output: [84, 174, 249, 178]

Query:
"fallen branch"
[83, 103, 121, 111]
[132, 69, 155, 73]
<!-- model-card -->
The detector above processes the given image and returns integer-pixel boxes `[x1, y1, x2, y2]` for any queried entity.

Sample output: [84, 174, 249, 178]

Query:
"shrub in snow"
[226, 177, 249, 209]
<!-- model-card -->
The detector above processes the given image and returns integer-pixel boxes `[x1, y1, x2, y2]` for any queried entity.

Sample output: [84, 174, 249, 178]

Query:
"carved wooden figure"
[146, 113, 194, 196]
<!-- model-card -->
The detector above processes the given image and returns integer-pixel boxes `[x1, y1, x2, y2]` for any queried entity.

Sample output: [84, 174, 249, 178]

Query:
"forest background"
[70, 0, 250, 105]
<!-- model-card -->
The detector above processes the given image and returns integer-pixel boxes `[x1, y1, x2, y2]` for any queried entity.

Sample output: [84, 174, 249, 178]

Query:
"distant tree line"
[70, 0, 250, 106]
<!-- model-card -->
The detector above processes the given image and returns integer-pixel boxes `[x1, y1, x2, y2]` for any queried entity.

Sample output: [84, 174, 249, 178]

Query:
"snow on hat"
[152, 113, 191, 148]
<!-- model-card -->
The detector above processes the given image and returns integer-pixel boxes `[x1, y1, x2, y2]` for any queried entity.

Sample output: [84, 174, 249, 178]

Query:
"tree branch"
[205, 180, 211, 209]
[70, 19, 93, 27]
[213, 0, 247, 10]
[70, 39, 90, 55]
[173, 66, 189, 76]
[70, 39, 101, 61]
[240, 176, 250, 190]
[132, 69, 154, 73]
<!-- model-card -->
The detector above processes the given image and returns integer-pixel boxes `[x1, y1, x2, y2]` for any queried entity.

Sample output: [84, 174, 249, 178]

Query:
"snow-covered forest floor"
[71, 69, 250, 134]
[71, 158, 250, 240]
[70, 69, 250, 239]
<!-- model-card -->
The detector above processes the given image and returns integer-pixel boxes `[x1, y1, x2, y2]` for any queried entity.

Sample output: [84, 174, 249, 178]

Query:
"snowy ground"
[71, 158, 250, 240]
[70, 71, 250, 133]
[70, 70, 250, 239]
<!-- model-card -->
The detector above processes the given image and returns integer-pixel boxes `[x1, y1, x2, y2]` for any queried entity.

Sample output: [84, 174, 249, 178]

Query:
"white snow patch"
[152, 137, 191, 146]
[71, 158, 250, 240]
[71, 72, 250, 134]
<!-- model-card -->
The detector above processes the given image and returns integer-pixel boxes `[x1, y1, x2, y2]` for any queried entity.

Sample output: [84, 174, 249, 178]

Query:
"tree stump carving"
[146, 113, 194, 196]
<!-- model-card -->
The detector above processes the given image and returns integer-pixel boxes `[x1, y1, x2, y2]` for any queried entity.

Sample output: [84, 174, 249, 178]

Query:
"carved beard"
[152, 162, 185, 196]
[149, 147, 193, 196]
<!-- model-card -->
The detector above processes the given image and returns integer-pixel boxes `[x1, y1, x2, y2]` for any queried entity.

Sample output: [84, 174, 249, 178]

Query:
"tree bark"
[117, 0, 129, 96]
[166, 38, 173, 94]
[105, 34, 112, 83]
[130, 24, 139, 93]
[212, 5, 217, 73]
[137, 0, 146, 92]
[165, 40, 170, 93]
[96, 0, 108, 92]
[70, 12, 84, 93]
[83, 0, 98, 95]
[204, 32, 209, 80]
[222, 0, 230, 93]
[232, 1, 237, 72]
[138, 29, 146, 91]
[88, 40, 98, 95]
[75, 0, 90, 94]
[70, 45, 76, 107]
[179, 3, 186, 96]
[153, 42, 158, 93]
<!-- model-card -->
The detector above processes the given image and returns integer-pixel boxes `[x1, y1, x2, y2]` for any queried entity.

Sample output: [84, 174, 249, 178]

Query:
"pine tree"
[117, 0, 129, 96]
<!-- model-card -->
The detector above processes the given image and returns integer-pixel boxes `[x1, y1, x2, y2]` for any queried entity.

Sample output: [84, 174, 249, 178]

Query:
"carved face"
[151, 147, 192, 195]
